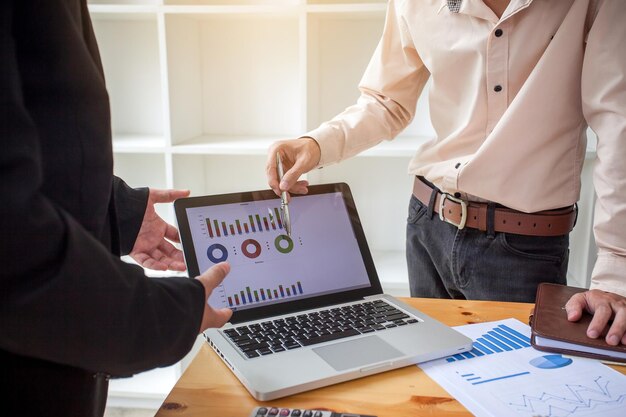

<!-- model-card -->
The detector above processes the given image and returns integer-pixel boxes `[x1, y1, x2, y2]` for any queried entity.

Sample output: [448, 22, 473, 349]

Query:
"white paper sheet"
[418, 318, 626, 417]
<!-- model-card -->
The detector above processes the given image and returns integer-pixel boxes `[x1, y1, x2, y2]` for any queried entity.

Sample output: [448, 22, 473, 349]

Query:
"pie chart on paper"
[529, 354, 573, 369]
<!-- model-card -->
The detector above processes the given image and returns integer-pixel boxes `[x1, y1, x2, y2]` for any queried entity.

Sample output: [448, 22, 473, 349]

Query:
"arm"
[309, 0, 429, 167]
[0, 2, 204, 376]
[267, 0, 429, 192]
[567, 0, 626, 346]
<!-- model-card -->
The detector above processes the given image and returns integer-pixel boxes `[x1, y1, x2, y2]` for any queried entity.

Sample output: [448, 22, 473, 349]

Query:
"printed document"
[419, 318, 626, 417]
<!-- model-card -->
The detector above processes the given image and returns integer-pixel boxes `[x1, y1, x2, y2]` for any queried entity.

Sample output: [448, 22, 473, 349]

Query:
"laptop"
[174, 182, 472, 400]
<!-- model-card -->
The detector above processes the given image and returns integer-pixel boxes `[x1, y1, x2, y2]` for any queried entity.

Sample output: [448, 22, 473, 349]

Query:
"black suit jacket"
[0, 1, 205, 415]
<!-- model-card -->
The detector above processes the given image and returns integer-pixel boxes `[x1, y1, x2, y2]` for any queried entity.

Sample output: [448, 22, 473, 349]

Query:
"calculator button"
[290, 410, 301, 416]
[280, 409, 290, 416]
[269, 408, 279, 416]
[302, 411, 313, 417]
[314, 412, 323, 417]
[256, 407, 268, 416]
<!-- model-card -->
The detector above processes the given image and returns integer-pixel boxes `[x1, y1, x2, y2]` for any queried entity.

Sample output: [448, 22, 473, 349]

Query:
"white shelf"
[306, 3, 387, 14]
[112, 134, 167, 153]
[171, 135, 277, 155]
[164, 0, 301, 6]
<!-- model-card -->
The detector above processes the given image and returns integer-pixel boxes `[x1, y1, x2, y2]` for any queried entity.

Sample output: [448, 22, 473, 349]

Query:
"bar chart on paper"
[445, 323, 531, 363]
[419, 319, 626, 417]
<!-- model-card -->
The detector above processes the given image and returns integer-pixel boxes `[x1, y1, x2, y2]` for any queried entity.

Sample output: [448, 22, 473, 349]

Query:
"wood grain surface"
[155, 298, 626, 417]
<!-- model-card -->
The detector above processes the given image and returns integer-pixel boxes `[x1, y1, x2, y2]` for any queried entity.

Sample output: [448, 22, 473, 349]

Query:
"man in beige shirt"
[267, 0, 626, 346]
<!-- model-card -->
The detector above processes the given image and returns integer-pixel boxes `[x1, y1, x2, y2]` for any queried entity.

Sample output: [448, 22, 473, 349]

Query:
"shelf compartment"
[164, 12, 301, 145]
[164, 0, 300, 5]
[91, 13, 165, 143]
[306, 11, 384, 131]
[172, 154, 271, 196]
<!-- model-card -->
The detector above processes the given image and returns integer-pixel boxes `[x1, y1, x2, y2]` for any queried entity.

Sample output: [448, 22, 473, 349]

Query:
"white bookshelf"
[89, 0, 597, 408]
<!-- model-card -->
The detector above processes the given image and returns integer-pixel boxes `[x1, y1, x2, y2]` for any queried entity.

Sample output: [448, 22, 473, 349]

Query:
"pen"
[276, 153, 292, 237]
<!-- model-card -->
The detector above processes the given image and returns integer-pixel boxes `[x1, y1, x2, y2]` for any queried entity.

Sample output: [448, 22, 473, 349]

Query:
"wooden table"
[155, 298, 626, 417]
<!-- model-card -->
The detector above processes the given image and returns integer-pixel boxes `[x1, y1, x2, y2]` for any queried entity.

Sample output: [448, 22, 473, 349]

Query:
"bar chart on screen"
[203, 207, 284, 238]
[226, 281, 305, 307]
[186, 192, 373, 312]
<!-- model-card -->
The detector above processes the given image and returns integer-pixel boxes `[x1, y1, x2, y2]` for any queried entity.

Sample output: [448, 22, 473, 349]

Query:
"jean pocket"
[407, 195, 428, 225]
[498, 232, 569, 263]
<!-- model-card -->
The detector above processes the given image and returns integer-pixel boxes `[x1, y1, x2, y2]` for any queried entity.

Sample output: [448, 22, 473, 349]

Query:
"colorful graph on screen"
[227, 280, 304, 307]
[206, 234, 296, 264]
[184, 192, 372, 311]
[205, 207, 284, 238]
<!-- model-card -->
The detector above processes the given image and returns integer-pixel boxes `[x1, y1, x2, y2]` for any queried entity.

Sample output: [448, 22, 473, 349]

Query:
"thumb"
[150, 188, 191, 204]
[196, 262, 230, 296]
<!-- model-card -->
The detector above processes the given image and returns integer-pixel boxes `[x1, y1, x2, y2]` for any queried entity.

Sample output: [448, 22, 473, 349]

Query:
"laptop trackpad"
[312, 335, 403, 371]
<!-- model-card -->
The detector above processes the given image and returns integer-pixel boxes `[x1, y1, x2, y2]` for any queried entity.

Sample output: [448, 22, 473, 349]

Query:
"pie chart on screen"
[529, 354, 573, 369]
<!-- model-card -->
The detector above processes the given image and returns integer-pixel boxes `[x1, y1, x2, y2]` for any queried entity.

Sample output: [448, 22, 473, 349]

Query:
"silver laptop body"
[175, 183, 472, 401]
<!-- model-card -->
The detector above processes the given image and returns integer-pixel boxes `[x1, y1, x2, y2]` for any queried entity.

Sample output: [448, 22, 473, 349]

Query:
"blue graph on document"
[458, 370, 530, 385]
[506, 376, 626, 417]
[445, 323, 531, 363]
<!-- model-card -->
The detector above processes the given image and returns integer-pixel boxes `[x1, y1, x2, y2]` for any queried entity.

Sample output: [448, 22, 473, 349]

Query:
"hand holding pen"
[265, 138, 321, 197]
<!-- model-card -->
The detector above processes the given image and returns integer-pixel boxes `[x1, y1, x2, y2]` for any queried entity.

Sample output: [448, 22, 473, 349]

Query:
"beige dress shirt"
[307, 0, 626, 296]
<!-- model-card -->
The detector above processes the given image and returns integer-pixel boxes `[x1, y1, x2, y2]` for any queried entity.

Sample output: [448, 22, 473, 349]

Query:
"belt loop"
[427, 185, 439, 219]
[486, 202, 496, 239]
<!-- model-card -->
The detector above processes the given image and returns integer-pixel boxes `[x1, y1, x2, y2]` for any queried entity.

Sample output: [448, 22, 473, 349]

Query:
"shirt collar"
[444, 0, 533, 22]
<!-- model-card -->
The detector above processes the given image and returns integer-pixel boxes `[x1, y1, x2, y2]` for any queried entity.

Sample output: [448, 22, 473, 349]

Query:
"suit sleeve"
[112, 176, 149, 256]
[0, 3, 204, 376]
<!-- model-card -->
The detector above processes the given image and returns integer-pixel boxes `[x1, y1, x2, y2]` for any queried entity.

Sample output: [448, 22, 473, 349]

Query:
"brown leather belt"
[412, 177, 576, 236]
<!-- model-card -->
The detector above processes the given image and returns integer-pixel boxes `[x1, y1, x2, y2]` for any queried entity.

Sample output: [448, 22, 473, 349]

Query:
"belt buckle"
[439, 193, 468, 230]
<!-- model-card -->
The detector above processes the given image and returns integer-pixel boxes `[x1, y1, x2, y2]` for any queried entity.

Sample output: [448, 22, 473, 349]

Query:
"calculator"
[249, 406, 377, 417]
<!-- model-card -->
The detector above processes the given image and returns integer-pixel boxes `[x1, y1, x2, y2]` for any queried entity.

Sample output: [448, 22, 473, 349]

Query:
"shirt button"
[495, 29, 503, 37]
[494, 85, 503, 92]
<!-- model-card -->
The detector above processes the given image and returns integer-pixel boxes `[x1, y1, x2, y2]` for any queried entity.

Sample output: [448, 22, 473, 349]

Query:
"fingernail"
[588, 330, 599, 338]
[608, 335, 619, 345]
[280, 180, 288, 190]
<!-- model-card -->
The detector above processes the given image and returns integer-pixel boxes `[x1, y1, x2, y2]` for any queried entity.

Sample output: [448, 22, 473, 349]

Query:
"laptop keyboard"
[222, 299, 419, 359]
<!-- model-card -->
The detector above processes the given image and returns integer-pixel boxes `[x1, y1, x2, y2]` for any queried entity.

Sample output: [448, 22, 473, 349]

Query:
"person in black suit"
[0, 1, 232, 416]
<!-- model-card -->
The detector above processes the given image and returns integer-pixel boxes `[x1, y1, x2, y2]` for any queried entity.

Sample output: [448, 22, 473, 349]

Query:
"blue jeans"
[406, 195, 569, 302]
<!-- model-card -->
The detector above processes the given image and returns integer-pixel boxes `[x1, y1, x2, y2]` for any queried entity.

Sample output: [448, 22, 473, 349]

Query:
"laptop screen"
[175, 183, 382, 323]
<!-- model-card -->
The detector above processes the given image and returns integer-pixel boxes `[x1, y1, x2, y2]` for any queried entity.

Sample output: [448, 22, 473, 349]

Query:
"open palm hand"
[130, 188, 190, 271]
